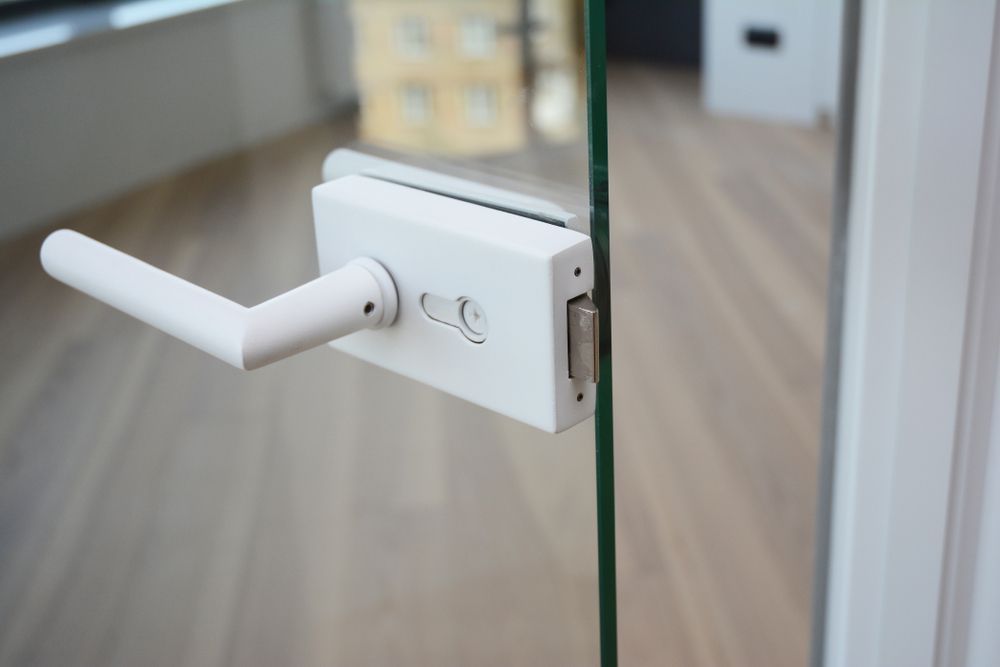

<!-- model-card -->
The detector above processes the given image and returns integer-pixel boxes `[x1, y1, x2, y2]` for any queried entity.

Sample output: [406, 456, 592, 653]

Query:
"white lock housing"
[313, 174, 595, 433]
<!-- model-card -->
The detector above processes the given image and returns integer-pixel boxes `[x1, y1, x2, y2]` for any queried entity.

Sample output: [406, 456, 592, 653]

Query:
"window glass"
[394, 16, 429, 58]
[463, 84, 498, 127]
[459, 15, 496, 58]
[399, 84, 431, 125]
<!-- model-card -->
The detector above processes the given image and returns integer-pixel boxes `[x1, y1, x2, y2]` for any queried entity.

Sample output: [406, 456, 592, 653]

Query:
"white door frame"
[822, 0, 1000, 665]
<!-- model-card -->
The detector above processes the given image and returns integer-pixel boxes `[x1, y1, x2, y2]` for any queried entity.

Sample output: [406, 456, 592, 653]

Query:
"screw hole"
[576, 392, 584, 402]
[574, 267, 582, 277]
[363, 301, 375, 316]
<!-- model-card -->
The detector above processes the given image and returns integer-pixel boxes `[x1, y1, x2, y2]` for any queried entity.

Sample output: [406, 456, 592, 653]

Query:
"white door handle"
[40, 229, 398, 370]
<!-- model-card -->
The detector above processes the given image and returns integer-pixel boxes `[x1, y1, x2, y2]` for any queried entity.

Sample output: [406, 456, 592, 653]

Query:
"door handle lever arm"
[40, 229, 398, 370]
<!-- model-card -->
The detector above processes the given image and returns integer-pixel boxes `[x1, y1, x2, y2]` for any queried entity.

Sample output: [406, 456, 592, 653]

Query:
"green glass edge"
[584, 1, 617, 666]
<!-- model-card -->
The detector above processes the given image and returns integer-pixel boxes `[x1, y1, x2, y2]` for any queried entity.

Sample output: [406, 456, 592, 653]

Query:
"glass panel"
[4, 0, 853, 662]
[602, 2, 852, 666]
[0, 2, 610, 667]
[347, 0, 590, 189]
[323, 3, 613, 664]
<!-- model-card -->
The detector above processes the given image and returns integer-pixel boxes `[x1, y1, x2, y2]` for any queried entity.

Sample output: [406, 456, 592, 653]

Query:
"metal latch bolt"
[567, 294, 599, 383]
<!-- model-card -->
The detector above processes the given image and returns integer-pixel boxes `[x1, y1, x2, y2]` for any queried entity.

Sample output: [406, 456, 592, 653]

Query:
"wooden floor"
[0, 65, 833, 666]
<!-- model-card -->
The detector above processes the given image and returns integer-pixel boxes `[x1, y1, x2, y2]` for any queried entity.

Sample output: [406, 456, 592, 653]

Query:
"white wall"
[703, 0, 843, 125]
[0, 0, 356, 238]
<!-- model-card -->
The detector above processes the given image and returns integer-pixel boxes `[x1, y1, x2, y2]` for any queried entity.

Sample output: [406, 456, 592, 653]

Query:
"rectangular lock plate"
[323, 148, 588, 234]
[312, 174, 595, 433]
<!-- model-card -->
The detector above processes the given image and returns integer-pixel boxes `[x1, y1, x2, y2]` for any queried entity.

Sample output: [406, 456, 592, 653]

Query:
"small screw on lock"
[363, 301, 375, 316]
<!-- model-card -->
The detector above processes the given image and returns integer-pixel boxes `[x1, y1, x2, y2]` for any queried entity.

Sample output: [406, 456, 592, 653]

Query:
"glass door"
[0, 1, 616, 666]
[317, 1, 617, 664]
[310, 0, 616, 663]
[0, 0, 859, 664]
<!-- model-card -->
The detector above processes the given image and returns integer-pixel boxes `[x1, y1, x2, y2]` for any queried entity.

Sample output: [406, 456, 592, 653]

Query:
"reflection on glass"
[0, 22, 73, 58]
[349, 0, 582, 157]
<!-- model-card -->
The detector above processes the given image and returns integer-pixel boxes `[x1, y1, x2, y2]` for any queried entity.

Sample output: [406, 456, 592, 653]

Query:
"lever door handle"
[39, 163, 596, 432]
[40, 229, 398, 370]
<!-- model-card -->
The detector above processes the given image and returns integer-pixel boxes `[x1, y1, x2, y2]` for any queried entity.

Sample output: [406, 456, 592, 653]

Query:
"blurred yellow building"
[349, 0, 580, 156]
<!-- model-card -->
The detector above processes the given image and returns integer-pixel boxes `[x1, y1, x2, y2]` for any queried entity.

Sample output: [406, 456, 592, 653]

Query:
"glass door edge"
[584, 1, 617, 666]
